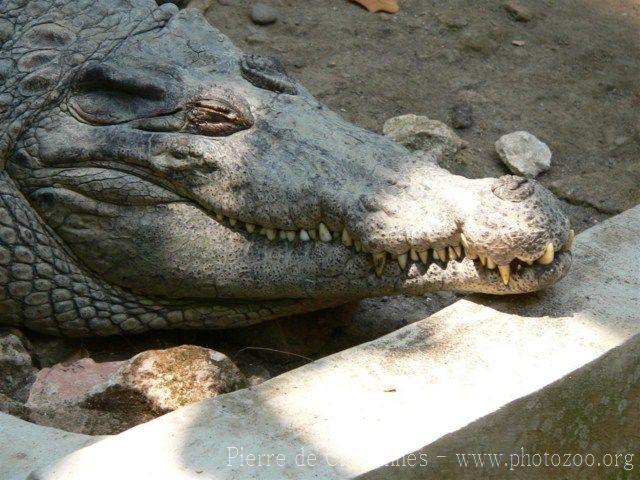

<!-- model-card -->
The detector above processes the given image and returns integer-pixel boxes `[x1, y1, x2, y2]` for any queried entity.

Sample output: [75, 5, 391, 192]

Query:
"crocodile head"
[0, 0, 572, 335]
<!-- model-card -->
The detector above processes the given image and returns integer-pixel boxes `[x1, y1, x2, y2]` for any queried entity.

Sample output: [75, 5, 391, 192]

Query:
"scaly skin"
[0, 0, 572, 336]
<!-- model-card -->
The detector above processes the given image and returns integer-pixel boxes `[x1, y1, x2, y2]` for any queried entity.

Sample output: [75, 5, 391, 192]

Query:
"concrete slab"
[359, 332, 640, 479]
[0, 412, 101, 480]
[29, 205, 640, 480]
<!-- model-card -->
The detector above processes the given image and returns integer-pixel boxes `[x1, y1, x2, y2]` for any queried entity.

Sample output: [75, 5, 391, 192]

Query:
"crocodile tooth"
[265, 228, 276, 241]
[498, 265, 511, 285]
[435, 248, 447, 262]
[286, 231, 296, 242]
[341, 229, 353, 247]
[537, 242, 554, 265]
[460, 233, 470, 253]
[216, 213, 224, 222]
[397, 252, 408, 269]
[562, 229, 574, 251]
[245, 223, 255, 233]
[279, 230, 287, 240]
[517, 256, 534, 266]
[486, 257, 496, 269]
[418, 250, 428, 264]
[308, 229, 317, 240]
[372, 252, 387, 277]
[299, 229, 310, 241]
[229, 218, 237, 226]
[354, 239, 362, 252]
[479, 254, 487, 267]
[448, 246, 458, 260]
[318, 223, 332, 242]
[410, 249, 419, 262]
[453, 245, 462, 258]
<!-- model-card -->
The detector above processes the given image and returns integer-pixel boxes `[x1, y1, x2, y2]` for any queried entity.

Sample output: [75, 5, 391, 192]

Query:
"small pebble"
[512, 40, 526, 46]
[450, 102, 474, 129]
[504, 1, 533, 22]
[250, 3, 278, 25]
[438, 12, 469, 29]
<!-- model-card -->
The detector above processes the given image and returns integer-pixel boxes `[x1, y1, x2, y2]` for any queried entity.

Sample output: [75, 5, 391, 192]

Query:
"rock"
[27, 357, 124, 410]
[28, 334, 82, 368]
[245, 31, 268, 45]
[26, 357, 129, 434]
[450, 102, 473, 129]
[383, 114, 468, 159]
[185, 0, 212, 11]
[504, 1, 533, 22]
[0, 391, 27, 418]
[26, 346, 247, 435]
[83, 345, 247, 418]
[0, 327, 37, 402]
[461, 28, 499, 55]
[406, 18, 423, 29]
[438, 11, 468, 29]
[495, 131, 551, 177]
[250, 3, 278, 25]
[240, 363, 272, 387]
[218, 0, 232, 4]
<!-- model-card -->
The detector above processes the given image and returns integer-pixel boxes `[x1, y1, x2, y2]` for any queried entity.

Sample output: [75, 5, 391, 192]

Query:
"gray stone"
[504, 1, 533, 22]
[495, 131, 552, 177]
[250, 3, 278, 25]
[450, 101, 473, 129]
[383, 114, 468, 159]
[0, 391, 26, 418]
[28, 206, 640, 479]
[461, 27, 500, 55]
[0, 327, 36, 402]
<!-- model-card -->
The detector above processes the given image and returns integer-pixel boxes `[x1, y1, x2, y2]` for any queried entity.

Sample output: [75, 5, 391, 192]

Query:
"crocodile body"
[0, 0, 572, 336]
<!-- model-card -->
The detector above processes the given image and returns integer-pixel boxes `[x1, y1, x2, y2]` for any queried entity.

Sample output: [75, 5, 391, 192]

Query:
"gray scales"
[0, 0, 572, 337]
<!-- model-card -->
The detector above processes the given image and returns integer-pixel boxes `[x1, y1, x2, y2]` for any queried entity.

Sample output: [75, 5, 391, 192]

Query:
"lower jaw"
[197, 251, 572, 311]
[386, 251, 572, 296]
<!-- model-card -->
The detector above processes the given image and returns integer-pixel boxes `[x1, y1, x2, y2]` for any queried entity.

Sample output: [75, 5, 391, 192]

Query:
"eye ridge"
[240, 54, 298, 95]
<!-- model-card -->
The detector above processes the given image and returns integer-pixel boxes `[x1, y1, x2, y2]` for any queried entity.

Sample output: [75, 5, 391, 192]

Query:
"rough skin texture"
[0, 0, 571, 336]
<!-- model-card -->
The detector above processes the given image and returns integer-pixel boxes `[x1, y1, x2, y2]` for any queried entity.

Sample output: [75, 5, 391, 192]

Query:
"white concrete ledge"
[29, 205, 640, 479]
[0, 413, 101, 480]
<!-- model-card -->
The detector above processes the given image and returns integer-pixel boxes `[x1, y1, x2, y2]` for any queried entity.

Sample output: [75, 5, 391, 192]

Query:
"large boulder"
[84, 345, 248, 415]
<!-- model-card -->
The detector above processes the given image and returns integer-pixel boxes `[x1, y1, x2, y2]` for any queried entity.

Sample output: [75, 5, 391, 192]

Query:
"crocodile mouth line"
[212, 210, 574, 286]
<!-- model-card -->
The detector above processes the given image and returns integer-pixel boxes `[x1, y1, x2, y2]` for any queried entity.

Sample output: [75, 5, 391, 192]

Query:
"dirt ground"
[202, 0, 640, 232]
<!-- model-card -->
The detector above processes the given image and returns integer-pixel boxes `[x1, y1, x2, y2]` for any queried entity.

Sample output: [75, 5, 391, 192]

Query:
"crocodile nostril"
[491, 175, 535, 202]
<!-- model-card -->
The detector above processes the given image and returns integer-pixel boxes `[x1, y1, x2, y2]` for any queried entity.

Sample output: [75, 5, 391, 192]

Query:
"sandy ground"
[202, 0, 639, 231]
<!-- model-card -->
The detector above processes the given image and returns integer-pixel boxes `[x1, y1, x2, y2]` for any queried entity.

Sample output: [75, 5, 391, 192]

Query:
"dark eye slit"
[75, 63, 166, 100]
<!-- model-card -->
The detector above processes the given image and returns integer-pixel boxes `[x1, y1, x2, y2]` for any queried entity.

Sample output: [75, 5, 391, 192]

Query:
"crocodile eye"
[240, 54, 297, 95]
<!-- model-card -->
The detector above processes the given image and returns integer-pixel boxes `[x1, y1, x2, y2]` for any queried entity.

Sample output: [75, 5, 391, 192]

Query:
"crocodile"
[0, 0, 573, 337]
